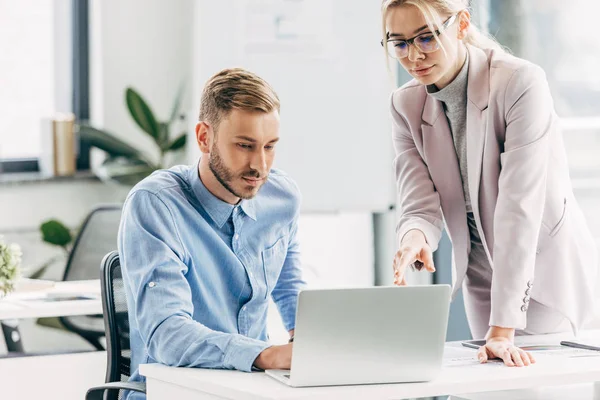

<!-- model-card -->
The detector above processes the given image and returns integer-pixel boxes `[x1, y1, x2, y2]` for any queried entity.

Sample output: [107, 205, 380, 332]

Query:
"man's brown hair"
[199, 68, 280, 131]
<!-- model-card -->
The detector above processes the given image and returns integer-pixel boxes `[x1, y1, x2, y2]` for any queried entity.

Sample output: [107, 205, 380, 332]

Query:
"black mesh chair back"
[86, 251, 145, 400]
[60, 205, 122, 349]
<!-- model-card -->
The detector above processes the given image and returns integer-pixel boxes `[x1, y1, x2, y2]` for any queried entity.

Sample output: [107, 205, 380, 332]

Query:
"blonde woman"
[384, 0, 598, 367]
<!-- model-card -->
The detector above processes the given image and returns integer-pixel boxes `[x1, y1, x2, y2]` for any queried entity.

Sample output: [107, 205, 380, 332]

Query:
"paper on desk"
[443, 343, 600, 369]
[443, 346, 501, 368]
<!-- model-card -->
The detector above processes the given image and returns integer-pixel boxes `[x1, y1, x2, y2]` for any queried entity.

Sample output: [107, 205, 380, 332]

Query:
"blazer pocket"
[541, 197, 567, 238]
[548, 197, 567, 237]
[261, 237, 287, 299]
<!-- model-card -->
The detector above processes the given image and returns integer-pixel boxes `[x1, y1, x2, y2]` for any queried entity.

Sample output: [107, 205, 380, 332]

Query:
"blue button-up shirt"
[118, 162, 305, 399]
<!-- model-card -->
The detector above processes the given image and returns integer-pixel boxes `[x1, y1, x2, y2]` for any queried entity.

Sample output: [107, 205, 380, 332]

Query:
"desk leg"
[1, 320, 25, 353]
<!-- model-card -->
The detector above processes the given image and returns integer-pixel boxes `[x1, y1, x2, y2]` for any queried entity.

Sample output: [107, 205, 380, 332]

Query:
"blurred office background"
[0, 0, 599, 355]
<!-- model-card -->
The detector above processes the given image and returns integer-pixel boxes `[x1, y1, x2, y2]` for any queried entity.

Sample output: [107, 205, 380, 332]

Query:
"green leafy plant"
[0, 237, 23, 296]
[27, 220, 74, 280]
[78, 86, 187, 185]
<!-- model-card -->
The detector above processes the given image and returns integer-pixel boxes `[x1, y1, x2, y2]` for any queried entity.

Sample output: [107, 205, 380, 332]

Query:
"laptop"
[265, 284, 451, 387]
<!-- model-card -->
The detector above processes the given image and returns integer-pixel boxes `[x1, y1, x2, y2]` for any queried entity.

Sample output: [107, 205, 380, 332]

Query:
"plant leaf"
[78, 124, 150, 163]
[95, 158, 156, 186]
[40, 220, 73, 247]
[126, 87, 161, 142]
[158, 122, 169, 149]
[166, 133, 187, 152]
[168, 83, 185, 125]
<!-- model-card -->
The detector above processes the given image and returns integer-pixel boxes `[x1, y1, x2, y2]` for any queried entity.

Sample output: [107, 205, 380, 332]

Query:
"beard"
[208, 144, 264, 200]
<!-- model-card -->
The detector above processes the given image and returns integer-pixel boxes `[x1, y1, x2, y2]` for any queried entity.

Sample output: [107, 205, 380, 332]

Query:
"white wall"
[89, 0, 194, 166]
[1, 0, 381, 354]
[189, 0, 397, 213]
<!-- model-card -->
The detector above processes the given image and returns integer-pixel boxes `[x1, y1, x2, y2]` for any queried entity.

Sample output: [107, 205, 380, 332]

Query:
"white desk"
[0, 279, 102, 353]
[0, 279, 102, 320]
[454, 382, 600, 400]
[0, 350, 106, 400]
[140, 332, 600, 400]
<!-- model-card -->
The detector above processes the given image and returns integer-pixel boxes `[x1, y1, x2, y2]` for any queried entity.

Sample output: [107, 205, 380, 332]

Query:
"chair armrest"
[85, 381, 146, 400]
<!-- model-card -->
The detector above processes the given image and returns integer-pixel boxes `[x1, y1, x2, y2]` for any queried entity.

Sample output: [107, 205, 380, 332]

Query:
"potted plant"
[0, 237, 23, 298]
[78, 86, 187, 186]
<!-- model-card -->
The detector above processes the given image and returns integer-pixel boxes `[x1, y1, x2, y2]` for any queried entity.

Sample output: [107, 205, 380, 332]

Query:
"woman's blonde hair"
[381, 0, 506, 59]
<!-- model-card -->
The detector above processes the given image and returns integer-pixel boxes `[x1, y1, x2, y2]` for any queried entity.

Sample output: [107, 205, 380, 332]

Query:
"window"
[0, 0, 89, 174]
[489, 0, 600, 177]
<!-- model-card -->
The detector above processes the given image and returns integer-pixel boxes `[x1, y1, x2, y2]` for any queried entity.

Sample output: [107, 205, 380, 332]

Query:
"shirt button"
[521, 305, 528, 312]
[148, 282, 156, 288]
[234, 234, 239, 241]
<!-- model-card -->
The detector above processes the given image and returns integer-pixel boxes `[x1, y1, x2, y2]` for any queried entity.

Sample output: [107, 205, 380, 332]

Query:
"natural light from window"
[0, 1, 55, 160]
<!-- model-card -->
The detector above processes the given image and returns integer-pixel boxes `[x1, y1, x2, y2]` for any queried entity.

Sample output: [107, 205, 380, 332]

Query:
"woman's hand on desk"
[253, 343, 293, 370]
[478, 327, 536, 367]
[393, 230, 435, 285]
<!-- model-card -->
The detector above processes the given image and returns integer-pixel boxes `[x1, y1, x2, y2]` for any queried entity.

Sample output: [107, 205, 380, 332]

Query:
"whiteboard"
[190, 0, 396, 212]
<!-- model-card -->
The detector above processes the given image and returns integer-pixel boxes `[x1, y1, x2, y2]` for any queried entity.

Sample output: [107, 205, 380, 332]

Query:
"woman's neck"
[435, 44, 468, 90]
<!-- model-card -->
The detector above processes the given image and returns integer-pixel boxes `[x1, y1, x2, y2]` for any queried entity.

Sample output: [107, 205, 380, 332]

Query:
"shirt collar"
[239, 197, 257, 221]
[188, 161, 257, 227]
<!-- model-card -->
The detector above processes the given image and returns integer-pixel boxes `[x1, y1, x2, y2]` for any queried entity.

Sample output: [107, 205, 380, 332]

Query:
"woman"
[383, 0, 598, 367]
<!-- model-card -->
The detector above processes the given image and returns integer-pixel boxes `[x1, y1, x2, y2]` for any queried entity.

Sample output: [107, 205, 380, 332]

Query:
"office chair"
[38, 204, 122, 350]
[86, 251, 146, 400]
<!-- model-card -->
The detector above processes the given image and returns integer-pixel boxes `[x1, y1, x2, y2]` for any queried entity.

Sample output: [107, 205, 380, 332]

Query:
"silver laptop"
[266, 284, 451, 387]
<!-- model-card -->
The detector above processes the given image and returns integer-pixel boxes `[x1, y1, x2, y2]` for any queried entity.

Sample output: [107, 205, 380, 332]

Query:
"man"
[118, 68, 305, 399]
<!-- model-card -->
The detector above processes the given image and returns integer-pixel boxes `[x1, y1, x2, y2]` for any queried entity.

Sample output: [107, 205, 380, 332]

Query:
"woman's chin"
[413, 74, 439, 86]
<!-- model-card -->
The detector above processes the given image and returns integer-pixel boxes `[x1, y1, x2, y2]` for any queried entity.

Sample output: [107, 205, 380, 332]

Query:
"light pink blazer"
[391, 44, 598, 331]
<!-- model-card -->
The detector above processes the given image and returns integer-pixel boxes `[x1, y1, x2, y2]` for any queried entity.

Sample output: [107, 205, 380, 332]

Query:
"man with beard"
[118, 68, 305, 399]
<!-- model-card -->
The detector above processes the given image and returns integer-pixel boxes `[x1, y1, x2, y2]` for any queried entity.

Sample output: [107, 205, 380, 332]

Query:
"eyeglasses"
[381, 14, 458, 59]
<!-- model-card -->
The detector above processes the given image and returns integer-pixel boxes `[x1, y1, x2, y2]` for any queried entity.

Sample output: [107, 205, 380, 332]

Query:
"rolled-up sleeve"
[119, 190, 269, 372]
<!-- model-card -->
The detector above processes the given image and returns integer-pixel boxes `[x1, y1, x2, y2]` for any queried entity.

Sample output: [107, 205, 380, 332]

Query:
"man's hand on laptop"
[393, 229, 435, 285]
[254, 343, 293, 370]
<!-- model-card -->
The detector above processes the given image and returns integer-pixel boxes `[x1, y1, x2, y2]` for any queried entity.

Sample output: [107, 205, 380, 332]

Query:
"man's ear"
[457, 10, 471, 40]
[196, 122, 211, 154]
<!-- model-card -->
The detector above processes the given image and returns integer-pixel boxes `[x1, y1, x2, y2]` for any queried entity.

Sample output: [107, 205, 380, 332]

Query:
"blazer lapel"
[422, 95, 469, 288]
[466, 45, 491, 253]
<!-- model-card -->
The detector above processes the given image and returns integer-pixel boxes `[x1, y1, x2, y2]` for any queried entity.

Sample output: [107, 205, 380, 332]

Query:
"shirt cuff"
[223, 335, 270, 372]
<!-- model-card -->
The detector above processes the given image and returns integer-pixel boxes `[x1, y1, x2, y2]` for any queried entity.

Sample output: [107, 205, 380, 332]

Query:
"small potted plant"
[0, 237, 22, 298]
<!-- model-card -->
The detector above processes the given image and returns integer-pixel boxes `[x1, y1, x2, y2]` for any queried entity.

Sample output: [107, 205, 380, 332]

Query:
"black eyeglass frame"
[381, 13, 459, 58]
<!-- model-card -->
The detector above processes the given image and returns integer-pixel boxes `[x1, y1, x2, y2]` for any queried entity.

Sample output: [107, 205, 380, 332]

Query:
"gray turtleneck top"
[426, 54, 485, 250]
[426, 53, 471, 211]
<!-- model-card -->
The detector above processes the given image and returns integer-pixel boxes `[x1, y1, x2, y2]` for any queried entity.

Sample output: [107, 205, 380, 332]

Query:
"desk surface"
[140, 332, 600, 400]
[0, 279, 101, 320]
[0, 351, 106, 400]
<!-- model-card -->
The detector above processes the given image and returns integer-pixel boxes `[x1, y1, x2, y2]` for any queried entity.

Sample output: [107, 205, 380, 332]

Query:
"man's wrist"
[253, 346, 274, 370]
